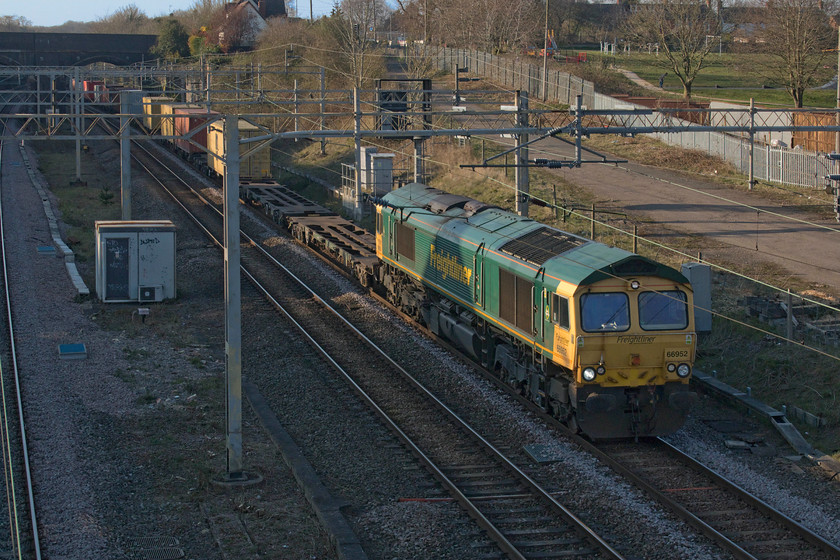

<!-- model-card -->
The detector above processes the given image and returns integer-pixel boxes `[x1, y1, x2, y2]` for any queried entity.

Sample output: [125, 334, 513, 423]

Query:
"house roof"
[258, 0, 286, 18]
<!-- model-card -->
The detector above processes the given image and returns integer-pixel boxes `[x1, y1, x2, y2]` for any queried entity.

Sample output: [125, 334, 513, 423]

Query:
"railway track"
[417, 308, 840, 559]
[402, 300, 840, 560]
[116, 124, 626, 559]
[0, 135, 42, 559]
[99, 113, 840, 558]
[237, 178, 840, 559]
[591, 437, 840, 560]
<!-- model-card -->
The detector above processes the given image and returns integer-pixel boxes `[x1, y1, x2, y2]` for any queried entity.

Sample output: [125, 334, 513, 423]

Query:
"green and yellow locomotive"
[375, 183, 697, 439]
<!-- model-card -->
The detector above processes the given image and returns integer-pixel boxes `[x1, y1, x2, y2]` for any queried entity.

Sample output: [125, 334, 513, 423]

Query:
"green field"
[591, 52, 838, 108]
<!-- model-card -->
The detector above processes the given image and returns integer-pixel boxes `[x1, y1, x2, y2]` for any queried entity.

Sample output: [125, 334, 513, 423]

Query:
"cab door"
[472, 242, 485, 307]
[533, 269, 548, 346]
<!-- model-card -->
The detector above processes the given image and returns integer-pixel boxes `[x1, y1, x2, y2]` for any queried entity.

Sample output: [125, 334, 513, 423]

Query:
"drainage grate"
[126, 537, 184, 560]
[127, 537, 180, 549]
[134, 548, 185, 560]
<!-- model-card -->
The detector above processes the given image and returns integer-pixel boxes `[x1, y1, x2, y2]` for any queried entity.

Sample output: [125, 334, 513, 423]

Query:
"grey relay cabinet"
[95, 220, 176, 303]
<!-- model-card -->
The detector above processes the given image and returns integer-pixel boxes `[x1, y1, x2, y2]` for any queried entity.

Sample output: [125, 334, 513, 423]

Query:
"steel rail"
[655, 437, 840, 558]
[0, 133, 42, 559]
[118, 135, 625, 560]
[472, 349, 840, 560]
[0, 135, 21, 560]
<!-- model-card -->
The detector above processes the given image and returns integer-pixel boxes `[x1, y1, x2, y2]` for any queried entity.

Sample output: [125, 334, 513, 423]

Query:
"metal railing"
[421, 45, 595, 108]
[594, 92, 833, 189]
[420, 46, 833, 189]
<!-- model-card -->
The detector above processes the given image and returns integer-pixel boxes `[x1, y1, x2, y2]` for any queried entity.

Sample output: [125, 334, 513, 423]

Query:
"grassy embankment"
[601, 51, 838, 108]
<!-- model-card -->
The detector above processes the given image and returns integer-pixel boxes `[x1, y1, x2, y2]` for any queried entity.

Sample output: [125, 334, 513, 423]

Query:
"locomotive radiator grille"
[500, 227, 585, 266]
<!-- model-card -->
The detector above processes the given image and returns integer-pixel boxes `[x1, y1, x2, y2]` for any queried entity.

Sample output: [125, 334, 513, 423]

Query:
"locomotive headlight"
[596, 365, 606, 376]
[582, 367, 597, 381]
[677, 363, 691, 378]
[667, 363, 676, 373]
[630, 280, 641, 290]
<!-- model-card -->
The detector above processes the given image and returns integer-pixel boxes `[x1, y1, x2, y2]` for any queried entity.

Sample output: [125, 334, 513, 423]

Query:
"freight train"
[374, 183, 697, 439]
[92, 85, 698, 439]
[85, 88, 272, 181]
[245, 181, 698, 440]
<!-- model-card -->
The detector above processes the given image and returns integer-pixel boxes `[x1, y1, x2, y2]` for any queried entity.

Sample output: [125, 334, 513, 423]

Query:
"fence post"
[787, 289, 793, 344]
[590, 203, 595, 239]
[748, 97, 756, 190]
[567, 74, 572, 105]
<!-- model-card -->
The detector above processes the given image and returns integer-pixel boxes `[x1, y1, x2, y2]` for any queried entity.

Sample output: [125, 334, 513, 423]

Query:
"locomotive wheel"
[567, 414, 580, 435]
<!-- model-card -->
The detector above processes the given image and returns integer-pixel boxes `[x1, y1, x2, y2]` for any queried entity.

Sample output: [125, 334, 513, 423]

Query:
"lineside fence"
[594, 92, 834, 189]
[422, 45, 595, 108]
[423, 45, 834, 189]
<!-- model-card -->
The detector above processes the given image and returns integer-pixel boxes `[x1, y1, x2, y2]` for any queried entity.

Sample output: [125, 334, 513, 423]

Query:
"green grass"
[597, 52, 838, 108]
[33, 140, 122, 267]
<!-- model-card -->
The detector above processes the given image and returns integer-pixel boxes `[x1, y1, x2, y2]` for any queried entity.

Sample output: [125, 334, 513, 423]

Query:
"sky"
[3, 0, 335, 27]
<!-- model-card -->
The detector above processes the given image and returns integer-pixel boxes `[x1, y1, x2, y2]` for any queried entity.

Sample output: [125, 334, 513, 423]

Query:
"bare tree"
[178, 0, 226, 32]
[624, 0, 721, 99]
[210, 6, 254, 52]
[391, 0, 538, 52]
[752, 0, 835, 107]
[89, 4, 156, 34]
[0, 15, 32, 31]
[325, 0, 390, 88]
[446, 0, 540, 52]
[402, 44, 438, 79]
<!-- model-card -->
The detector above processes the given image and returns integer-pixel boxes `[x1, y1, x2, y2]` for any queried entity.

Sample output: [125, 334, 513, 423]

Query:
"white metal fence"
[595, 92, 833, 189]
[427, 47, 833, 189]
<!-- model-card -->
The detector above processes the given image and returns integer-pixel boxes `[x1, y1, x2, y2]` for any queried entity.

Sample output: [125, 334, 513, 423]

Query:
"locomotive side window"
[376, 211, 382, 234]
[639, 290, 688, 330]
[581, 293, 630, 332]
[499, 268, 533, 333]
[395, 220, 415, 260]
[551, 294, 570, 330]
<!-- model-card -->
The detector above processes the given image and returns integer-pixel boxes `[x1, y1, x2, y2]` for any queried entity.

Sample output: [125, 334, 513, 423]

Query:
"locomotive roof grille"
[500, 226, 585, 265]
